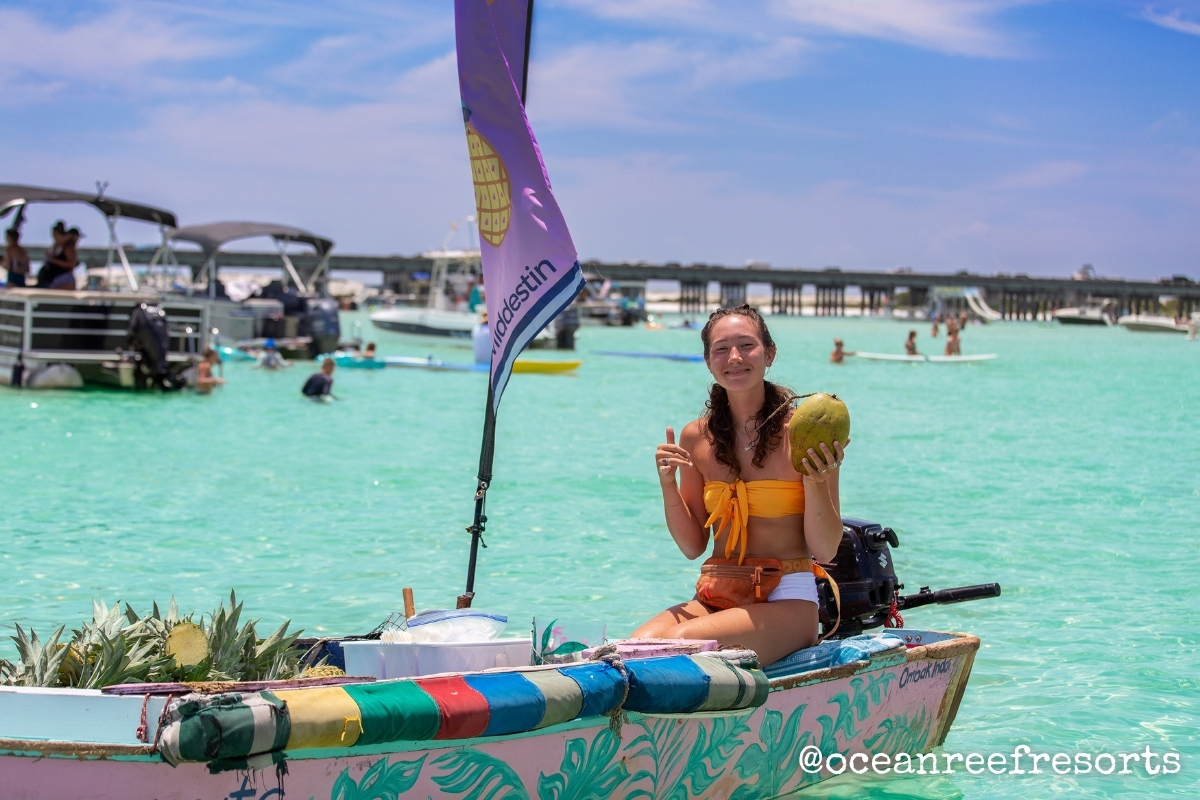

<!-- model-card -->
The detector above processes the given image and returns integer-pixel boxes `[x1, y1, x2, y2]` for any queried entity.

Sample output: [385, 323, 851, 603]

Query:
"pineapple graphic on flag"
[456, 0, 584, 411]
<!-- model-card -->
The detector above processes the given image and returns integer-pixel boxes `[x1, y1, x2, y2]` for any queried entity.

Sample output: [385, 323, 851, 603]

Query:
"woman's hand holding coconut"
[798, 440, 849, 484]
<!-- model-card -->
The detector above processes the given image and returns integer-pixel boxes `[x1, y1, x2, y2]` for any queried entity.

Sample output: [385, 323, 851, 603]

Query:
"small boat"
[1054, 300, 1115, 326]
[384, 356, 581, 374]
[0, 518, 997, 799]
[0, 631, 980, 799]
[597, 351, 705, 362]
[1117, 314, 1190, 334]
[852, 352, 997, 363]
[156, 221, 343, 359]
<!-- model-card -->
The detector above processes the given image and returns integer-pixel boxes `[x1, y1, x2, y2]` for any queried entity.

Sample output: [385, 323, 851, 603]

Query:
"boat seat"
[763, 632, 905, 679]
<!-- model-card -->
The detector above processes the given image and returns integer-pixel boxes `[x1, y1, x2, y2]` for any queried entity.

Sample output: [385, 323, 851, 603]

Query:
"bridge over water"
[34, 246, 1200, 320]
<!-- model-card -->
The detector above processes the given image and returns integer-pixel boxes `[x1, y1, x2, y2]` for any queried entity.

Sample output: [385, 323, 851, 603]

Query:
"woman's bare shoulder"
[679, 418, 706, 446]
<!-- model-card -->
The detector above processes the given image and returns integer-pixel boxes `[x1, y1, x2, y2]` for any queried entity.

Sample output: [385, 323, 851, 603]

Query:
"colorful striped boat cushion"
[158, 691, 289, 767]
[623, 655, 768, 714]
[156, 656, 765, 765]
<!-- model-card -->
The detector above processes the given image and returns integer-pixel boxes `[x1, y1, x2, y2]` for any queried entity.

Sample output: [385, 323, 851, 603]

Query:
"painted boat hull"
[0, 631, 977, 799]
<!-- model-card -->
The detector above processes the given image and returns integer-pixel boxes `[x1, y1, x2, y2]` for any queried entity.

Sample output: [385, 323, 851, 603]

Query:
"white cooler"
[341, 638, 533, 679]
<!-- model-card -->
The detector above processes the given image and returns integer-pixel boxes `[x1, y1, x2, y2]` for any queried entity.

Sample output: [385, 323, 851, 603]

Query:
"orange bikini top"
[702, 479, 805, 564]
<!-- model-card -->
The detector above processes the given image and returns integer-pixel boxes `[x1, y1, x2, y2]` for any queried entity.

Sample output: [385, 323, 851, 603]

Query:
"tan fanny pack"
[695, 557, 841, 640]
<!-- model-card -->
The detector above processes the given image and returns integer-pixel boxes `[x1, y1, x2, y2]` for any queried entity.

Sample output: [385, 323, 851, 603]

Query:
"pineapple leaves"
[0, 593, 305, 689]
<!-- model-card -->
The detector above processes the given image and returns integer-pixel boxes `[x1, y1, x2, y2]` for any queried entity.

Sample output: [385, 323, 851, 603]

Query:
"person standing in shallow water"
[830, 338, 849, 364]
[194, 348, 225, 395]
[633, 305, 847, 666]
[302, 358, 336, 400]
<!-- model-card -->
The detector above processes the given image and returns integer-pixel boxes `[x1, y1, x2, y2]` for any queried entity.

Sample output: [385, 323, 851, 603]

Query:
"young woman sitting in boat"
[633, 305, 847, 665]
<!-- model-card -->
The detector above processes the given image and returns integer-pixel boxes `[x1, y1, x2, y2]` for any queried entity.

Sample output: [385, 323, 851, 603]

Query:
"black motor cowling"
[299, 297, 341, 357]
[817, 517, 1000, 638]
[126, 303, 185, 391]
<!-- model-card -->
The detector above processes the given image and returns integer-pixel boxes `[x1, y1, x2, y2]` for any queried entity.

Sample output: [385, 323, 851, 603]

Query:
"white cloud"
[1142, 6, 1200, 35]
[770, 0, 1029, 57]
[989, 160, 1091, 190]
[0, 7, 230, 95]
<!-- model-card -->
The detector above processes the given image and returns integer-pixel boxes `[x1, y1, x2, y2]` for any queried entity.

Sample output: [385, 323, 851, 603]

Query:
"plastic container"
[341, 638, 532, 679]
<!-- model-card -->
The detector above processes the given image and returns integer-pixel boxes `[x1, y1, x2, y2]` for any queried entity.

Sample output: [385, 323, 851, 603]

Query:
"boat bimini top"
[156, 222, 334, 297]
[0, 183, 178, 292]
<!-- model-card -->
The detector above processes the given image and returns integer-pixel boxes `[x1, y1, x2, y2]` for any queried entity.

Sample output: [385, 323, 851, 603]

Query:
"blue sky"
[1, 1, 1198, 279]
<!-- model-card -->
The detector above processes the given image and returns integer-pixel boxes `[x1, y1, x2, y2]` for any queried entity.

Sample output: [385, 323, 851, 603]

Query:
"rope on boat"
[587, 643, 630, 736]
[136, 693, 151, 743]
[885, 599, 905, 629]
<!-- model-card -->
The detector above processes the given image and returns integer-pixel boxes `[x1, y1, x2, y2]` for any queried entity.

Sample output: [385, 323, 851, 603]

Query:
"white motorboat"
[371, 247, 559, 346]
[1117, 314, 1190, 334]
[1054, 300, 1115, 326]
[371, 249, 483, 340]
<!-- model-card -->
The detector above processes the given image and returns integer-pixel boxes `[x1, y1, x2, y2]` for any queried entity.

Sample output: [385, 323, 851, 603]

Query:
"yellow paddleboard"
[512, 359, 582, 374]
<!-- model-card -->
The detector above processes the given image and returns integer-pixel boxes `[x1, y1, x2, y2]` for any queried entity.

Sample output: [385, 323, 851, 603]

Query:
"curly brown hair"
[700, 305, 795, 477]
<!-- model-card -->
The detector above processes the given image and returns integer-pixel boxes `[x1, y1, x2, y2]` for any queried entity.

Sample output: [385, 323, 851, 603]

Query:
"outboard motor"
[126, 303, 185, 391]
[555, 305, 579, 350]
[817, 517, 1000, 638]
[300, 297, 341, 357]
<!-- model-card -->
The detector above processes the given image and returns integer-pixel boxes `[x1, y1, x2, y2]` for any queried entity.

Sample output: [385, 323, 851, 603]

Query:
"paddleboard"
[383, 357, 581, 374]
[217, 345, 255, 363]
[384, 356, 485, 372]
[319, 352, 387, 370]
[596, 351, 705, 362]
[852, 352, 997, 363]
[513, 360, 582, 374]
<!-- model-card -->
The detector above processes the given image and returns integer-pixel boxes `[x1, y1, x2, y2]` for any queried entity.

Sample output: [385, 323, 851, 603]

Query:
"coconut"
[165, 622, 209, 668]
[788, 393, 850, 472]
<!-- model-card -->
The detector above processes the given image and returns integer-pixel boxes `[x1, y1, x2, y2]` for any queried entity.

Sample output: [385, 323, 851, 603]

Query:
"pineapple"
[301, 664, 346, 679]
[465, 123, 512, 247]
[165, 622, 209, 668]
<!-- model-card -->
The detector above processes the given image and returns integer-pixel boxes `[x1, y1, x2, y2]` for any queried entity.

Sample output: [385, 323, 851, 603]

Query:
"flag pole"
[457, 0, 534, 610]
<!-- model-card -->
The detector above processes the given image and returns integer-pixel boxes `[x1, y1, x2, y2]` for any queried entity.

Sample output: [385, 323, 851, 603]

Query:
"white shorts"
[767, 571, 819, 605]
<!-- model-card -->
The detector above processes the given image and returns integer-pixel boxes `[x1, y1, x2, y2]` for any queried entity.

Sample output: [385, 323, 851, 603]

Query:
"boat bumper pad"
[156, 655, 766, 765]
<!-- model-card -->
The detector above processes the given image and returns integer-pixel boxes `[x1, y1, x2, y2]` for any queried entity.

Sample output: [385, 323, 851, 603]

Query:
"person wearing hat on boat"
[633, 304, 848, 666]
[2, 228, 30, 287]
[254, 339, 291, 370]
[35, 221, 71, 288]
[301, 358, 336, 400]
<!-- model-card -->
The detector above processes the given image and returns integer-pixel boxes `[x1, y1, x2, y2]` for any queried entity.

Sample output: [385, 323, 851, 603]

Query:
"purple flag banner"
[455, 0, 584, 411]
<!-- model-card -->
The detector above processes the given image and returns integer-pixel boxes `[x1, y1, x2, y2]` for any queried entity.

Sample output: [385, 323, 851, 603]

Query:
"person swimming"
[905, 330, 919, 356]
[632, 304, 847, 666]
[255, 339, 291, 370]
[830, 338, 848, 364]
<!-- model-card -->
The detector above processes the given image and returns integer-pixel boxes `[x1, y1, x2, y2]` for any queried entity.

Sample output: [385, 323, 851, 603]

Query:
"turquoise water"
[2, 311, 1197, 798]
